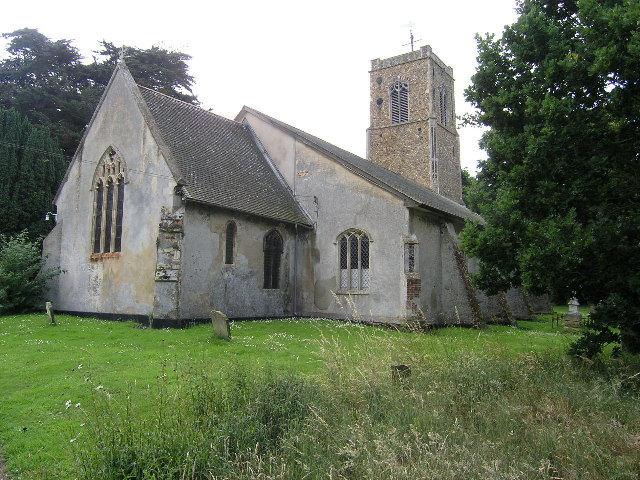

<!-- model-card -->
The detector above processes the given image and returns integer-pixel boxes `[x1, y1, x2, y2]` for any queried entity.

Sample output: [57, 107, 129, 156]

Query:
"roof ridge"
[241, 106, 478, 221]
[137, 84, 242, 126]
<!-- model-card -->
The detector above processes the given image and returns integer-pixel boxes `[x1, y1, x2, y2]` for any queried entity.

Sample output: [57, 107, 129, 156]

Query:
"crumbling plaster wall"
[43, 69, 176, 316]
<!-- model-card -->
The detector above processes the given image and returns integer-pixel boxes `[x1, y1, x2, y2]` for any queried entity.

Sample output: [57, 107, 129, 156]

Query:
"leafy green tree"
[0, 29, 198, 156]
[0, 232, 62, 313]
[0, 108, 67, 239]
[462, 0, 640, 355]
[461, 168, 493, 215]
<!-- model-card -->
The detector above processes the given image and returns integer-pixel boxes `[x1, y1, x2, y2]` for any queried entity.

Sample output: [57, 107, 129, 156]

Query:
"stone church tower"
[367, 45, 463, 204]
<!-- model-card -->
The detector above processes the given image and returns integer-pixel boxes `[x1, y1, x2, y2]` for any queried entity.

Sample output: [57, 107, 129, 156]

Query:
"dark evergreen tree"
[462, 0, 640, 355]
[0, 29, 198, 157]
[0, 29, 90, 156]
[87, 41, 198, 104]
[0, 109, 67, 239]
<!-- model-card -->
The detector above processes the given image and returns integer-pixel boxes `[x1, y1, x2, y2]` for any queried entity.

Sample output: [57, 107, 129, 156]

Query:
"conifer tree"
[0, 109, 67, 239]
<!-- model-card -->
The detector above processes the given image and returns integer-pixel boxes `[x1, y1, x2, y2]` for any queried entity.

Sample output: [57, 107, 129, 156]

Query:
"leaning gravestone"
[564, 297, 582, 330]
[210, 310, 231, 340]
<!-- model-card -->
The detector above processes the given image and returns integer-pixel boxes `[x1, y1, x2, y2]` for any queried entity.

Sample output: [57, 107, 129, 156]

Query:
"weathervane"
[402, 22, 422, 51]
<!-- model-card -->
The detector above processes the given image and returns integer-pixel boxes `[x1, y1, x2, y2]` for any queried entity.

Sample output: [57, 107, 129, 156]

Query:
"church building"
[43, 46, 539, 327]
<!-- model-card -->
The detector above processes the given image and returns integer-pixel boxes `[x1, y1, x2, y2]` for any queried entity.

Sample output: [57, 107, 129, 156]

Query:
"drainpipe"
[293, 223, 298, 316]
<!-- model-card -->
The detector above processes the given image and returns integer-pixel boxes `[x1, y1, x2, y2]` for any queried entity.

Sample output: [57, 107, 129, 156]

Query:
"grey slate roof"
[138, 87, 312, 227]
[239, 107, 481, 222]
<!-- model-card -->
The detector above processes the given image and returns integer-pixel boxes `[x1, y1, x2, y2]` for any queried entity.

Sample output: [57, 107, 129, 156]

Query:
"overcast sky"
[3, 0, 519, 173]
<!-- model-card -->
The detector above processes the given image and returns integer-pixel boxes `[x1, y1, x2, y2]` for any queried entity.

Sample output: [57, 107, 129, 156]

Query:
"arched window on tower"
[439, 88, 448, 126]
[338, 229, 370, 291]
[389, 81, 409, 124]
[225, 221, 236, 265]
[263, 229, 283, 289]
[92, 147, 126, 256]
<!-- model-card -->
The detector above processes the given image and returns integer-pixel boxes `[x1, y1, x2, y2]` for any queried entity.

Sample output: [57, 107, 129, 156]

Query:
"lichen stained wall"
[178, 203, 296, 319]
[43, 68, 176, 317]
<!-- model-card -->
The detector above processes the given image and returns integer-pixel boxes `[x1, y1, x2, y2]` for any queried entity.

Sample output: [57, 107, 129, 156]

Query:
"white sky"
[2, 0, 519, 173]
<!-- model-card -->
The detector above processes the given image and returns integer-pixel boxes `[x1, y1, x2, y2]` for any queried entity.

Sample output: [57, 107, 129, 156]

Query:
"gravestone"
[45, 302, 56, 325]
[210, 310, 231, 340]
[391, 364, 411, 385]
[564, 297, 582, 330]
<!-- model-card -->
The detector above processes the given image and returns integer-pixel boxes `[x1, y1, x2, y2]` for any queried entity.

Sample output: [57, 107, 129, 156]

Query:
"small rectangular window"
[404, 243, 417, 273]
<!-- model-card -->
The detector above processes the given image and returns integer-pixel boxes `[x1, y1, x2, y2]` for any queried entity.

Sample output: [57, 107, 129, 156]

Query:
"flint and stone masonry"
[367, 45, 463, 204]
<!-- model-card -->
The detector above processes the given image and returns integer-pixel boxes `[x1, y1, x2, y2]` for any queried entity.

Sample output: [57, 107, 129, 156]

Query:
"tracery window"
[225, 221, 236, 265]
[263, 229, 283, 289]
[92, 147, 125, 255]
[338, 230, 370, 291]
[389, 81, 409, 124]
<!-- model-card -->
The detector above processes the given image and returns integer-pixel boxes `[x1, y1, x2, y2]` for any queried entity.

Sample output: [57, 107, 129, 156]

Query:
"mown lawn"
[0, 313, 637, 479]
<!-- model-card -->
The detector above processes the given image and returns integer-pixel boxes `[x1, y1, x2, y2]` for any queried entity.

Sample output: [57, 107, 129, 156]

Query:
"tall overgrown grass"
[75, 332, 640, 479]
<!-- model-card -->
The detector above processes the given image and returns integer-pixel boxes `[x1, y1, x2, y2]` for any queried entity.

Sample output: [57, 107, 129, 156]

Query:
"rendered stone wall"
[42, 66, 176, 317]
[238, 110, 411, 324]
[178, 203, 296, 320]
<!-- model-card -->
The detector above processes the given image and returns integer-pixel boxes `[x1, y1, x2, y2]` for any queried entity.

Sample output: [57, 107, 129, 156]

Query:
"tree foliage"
[0, 232, 62, 313]
[0, 28, 198, 156]
[462, 0, 640, 355]
[0, 108, 67, 239]
[461, 169, 492, 215]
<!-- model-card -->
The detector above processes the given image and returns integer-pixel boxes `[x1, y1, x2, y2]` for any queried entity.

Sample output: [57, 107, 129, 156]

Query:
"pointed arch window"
[390, 81, 409, 124]
[264, 229, 283, 289]
[92, 147, 126, 256]
[225, 221, 236, 265]
[338, 229, 370, 291]
[439, 88, 448, 126]
[93, 180, 104, 254]
[114, 176, 125, 253]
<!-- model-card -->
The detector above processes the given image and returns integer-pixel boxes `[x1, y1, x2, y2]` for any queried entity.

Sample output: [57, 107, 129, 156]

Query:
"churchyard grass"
[0, 313, 638, 479]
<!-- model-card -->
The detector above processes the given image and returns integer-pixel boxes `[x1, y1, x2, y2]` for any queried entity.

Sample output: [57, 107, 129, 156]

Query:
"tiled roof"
[240, 107, 481, 222]
[138, 88, 312, 226]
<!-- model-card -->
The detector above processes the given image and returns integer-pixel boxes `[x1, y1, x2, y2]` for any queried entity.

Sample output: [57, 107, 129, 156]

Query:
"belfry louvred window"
[439, 88, 448, 126]
[389, 81, 409, 124]
[338, 230, 370, 291]
[92, 147, 125, 255]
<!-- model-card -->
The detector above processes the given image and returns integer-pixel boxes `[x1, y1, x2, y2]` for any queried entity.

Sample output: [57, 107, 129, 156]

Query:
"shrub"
[0, 232, 61, 313]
